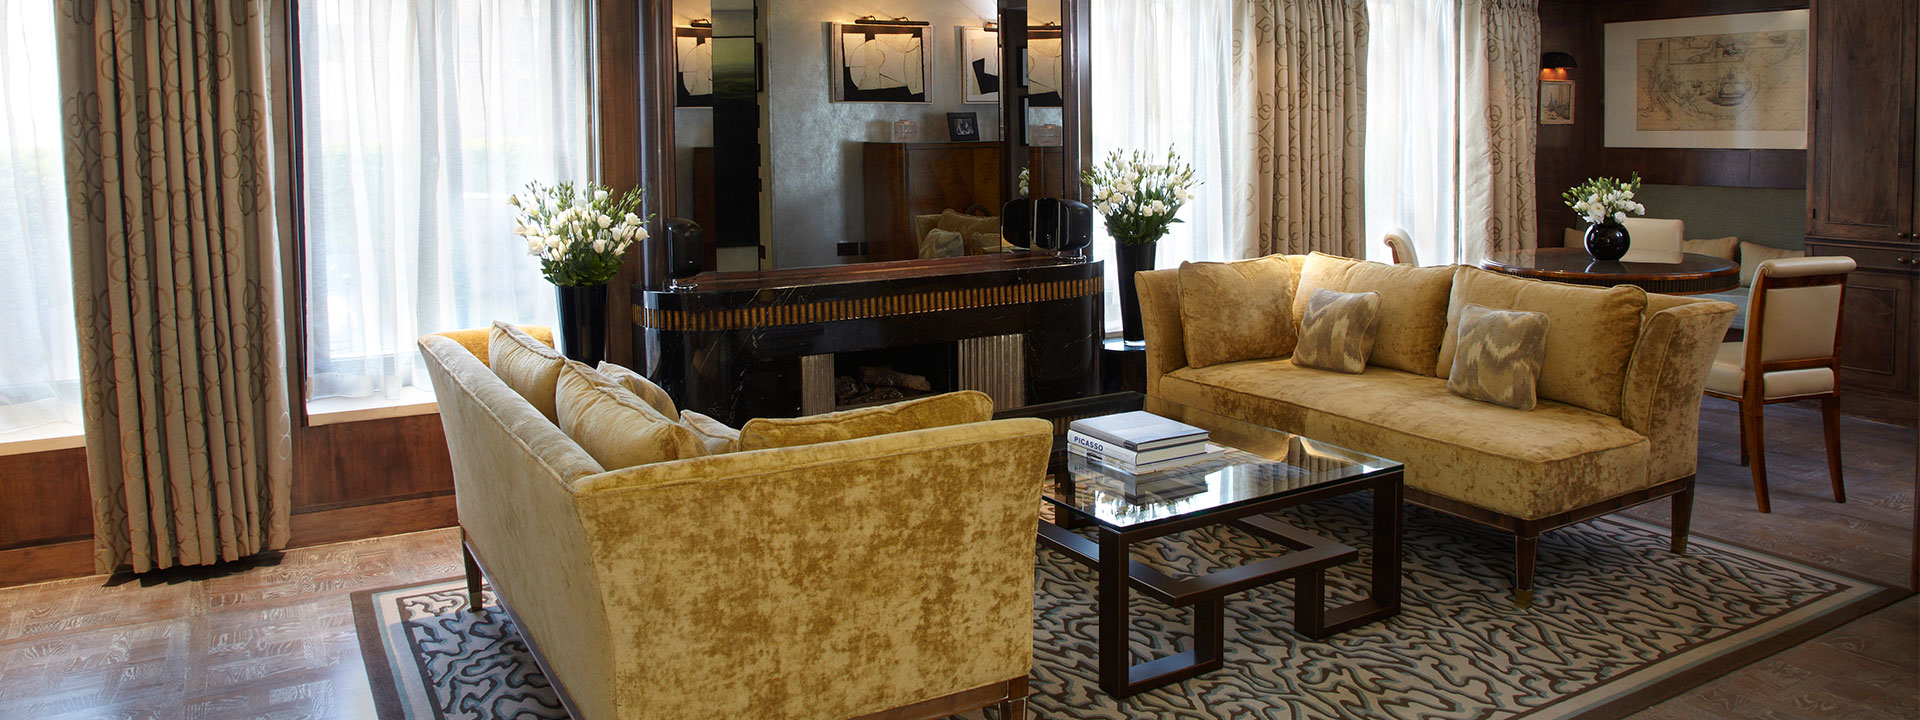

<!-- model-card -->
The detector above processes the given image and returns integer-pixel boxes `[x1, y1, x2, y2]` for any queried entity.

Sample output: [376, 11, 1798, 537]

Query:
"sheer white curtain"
[1362, 0, 1459, 266]
[298, 0, 590, 402]
[0, 1, 81, 434]
[1091, 0, 1247, 332]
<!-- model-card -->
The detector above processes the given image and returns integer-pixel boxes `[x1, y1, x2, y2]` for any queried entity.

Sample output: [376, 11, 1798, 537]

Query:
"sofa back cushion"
[1436, 267, 1648, 416]
[1177, 256, 1299, 368]
[739, 390, 994, 451]
[1290, 253, 1454, 375]
[490, 321, 567, 422]
[555, 360, 708, 470]
[595, 361, 679, 418]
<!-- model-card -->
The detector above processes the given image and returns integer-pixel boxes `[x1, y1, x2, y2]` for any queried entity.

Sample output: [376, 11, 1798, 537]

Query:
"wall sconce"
[854, 15, 929, 27]
[1540, 52, 1576, 81]
[688, 18, 711, 28]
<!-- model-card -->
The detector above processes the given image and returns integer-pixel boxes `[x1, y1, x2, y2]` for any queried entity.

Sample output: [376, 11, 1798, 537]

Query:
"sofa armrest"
[571, 418, 1054, 719]
[1135, 267, 1188, 396]
[1618, 296, 1736, 484]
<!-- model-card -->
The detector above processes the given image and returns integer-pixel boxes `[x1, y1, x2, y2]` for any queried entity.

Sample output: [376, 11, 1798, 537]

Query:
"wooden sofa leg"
[1821, 396, 1846, 504]
[1512, 534, 1538, 609]
[1670, 480, 1694, 554]
[462, 530, 484, 612]
[995, 676, 1029, 720]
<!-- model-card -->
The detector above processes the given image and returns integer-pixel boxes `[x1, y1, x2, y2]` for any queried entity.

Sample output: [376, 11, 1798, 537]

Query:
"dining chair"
[1619, 217, 1684, 264]
[1384, 229, 1417, 266]
[1701, 256, 1856, 513]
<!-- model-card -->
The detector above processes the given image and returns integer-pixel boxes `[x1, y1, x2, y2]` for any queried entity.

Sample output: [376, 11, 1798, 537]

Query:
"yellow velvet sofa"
[416, 331, 1054, 719]
[1136, 254, 1737, 605]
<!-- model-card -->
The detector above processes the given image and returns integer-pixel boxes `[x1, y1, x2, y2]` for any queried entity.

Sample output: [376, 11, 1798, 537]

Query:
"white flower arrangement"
[510, 181, 650, 287]
[1080, 147, 1198, 245]
[1562, 173, 1645, 226]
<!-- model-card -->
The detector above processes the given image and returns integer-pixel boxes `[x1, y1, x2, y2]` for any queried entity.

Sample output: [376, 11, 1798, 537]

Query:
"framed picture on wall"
[829, 23, 932, 104]
[674, 26, 713, 108]
[1025, 25, 1063, 108]
[1540, 80, 1574, 125]
[948, 112, 981, 141]
[960, 26, 999, 104]
[1602, 10, 1809, 149]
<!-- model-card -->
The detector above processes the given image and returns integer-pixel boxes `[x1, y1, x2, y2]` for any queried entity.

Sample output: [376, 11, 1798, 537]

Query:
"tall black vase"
[555, 284, 608, 366]
[1114, 241, 1158, 344]
[1583, 222, 1632, 262]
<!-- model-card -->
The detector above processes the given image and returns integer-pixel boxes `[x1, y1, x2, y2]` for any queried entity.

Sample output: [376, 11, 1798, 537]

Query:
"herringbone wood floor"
[0, 398, 1912, 718]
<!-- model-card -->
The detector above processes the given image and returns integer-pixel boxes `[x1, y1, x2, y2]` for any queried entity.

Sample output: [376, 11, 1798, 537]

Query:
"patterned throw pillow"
[1291, 289, 1381, 374]
[1447, 304, 1551, 410]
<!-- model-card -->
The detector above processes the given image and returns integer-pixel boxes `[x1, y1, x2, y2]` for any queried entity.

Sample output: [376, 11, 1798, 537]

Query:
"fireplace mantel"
[634, 254, 1104, 426]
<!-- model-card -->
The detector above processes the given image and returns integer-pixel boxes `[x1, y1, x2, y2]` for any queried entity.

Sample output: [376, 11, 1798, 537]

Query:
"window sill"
[0, 422, 86, 457]
[306, 388, 439, 427]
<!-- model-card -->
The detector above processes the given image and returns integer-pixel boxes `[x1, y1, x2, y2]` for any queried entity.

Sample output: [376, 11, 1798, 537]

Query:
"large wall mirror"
[655, 0, 1079, 272]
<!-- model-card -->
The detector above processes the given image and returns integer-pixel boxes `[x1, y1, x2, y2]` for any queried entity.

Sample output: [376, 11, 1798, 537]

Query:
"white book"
[1066, 430, 1207, 465]
[1069, 442, 1229, 475]
[1068, 411, 1208, 452]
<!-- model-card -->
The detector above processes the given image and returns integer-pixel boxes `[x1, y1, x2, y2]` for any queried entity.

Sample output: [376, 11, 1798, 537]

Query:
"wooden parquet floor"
[0, 398, 1913, 719]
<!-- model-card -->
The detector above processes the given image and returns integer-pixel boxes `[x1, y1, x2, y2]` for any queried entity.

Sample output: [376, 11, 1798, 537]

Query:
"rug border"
[351, 580, 447, 720]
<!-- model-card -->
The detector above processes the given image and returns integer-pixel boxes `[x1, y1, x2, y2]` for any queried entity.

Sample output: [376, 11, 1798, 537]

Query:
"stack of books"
[1067, 411, 1218, 475]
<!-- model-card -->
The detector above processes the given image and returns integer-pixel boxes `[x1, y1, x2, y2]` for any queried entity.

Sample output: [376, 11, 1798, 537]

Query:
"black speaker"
[1000, 197, 1033, 249]
[1033, 198, 1093, 257]
[665, 218, 703, 291]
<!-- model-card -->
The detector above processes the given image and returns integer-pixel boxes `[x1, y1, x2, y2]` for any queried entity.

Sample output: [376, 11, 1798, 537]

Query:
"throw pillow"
[596, 361, 678, 418]
[1177, 256, 1298, 368]
[1291, 288, 1381, 374]
[738, 390, 994, 451]
[937, 209, 1001, 242]
[966, 231, 1006, 255]
[432, 325, 553, 367]
[554, 360, 706, 470]
[1447, 304, 1552, 411]
[1684, 236, 1739, 261]
[919, 228, 965, 259]
[1739, 241, 1804, 286]
[1289, 252, 1454, 375]
[489, 321, 567, 422]
[1435, 267, 1647, 416]
[912, 213, 944, 244]
[679, 410, 741, 455]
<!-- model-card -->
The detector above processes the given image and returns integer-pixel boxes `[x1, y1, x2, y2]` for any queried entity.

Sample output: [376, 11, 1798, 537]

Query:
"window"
[1363, 0, 1461, 265]
[0, 1, 82, 437]
[296, 0, 592, 405]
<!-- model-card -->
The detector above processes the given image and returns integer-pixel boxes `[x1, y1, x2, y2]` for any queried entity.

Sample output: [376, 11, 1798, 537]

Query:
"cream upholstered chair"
[1619, 217, 1685, 263]
[1383, 228, 1417, 266]
[1703, 256, 1856, 513]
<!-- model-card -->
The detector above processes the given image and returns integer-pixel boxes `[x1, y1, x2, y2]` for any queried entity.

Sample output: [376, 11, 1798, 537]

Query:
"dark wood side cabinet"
[862, 142, 1070, 262]
[1806, 0, 1919, 393]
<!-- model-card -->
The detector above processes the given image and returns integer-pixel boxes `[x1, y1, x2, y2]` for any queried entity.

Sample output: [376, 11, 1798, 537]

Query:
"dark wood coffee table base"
[1037, 470, 1404, 698]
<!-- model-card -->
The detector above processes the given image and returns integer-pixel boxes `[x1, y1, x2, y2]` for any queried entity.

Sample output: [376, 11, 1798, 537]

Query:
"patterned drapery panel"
[1458, 0, 1540, 264]
[56, 1, 293, 574]
[1239, 0, 1370, 258]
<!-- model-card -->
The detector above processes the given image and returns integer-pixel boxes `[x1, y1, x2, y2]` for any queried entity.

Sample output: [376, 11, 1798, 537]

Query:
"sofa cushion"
[1292, 289, 1380, 374]
[1290, 253, 1454, 375]
[1436, 267, 1647, 417]
[1178, 256, 1298, 368]
[679, 409, 742, 454]
[1160, 359, 1650, 521]
[554, 361, 708, 470]
[431, 325, 554, 367]
[1685, 236, 1739, 261]
[1739, 241, 1804, 286]
[1447, 304, 1551, 411]
[490, 321, 568, 423]
[596, 361, 678, 418]
[739, 390, 994, 451]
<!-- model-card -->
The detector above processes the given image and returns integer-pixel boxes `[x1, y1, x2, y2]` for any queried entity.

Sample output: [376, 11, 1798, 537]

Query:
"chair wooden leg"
[462, 531, 484, 612]
[1512, 534, 1539, 609]
[1736, 404, 1750, 466]
[1742, 401, 1771, 513]
[1670, 480, 1694, 554]
[1821, 396, 1846, 503]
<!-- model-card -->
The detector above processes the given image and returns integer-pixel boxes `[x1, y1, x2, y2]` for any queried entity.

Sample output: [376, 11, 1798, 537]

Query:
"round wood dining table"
[1480, 248, 1740, 295]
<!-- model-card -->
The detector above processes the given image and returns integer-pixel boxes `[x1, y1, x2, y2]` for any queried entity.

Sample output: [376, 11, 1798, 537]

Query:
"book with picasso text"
[1067, 410, 1208, 452]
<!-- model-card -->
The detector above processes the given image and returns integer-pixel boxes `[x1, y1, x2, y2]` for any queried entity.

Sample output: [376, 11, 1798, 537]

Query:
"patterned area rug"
[352, 497, 1896, 720]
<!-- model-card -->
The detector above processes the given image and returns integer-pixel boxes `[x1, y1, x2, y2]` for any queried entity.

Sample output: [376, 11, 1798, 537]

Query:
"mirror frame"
[630, 0, 1091, 289]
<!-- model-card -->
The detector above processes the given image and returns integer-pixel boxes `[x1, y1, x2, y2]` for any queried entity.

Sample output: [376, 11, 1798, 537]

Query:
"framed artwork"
[960, 26, 1000, 104]
[674, 26, 713, 108]
[1025, 26, 1063, 108]
[948, 112, 980, 141]
[1540, 80, 1574, 125]
[829, 23, 932, 104]
[1603, 9, 1809, 149]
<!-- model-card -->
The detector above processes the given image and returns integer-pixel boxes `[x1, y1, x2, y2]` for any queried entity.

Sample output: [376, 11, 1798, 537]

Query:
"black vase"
[1114, 241, 1157, 344]
[555, 284, 608, 366]
[1584, 221, 1632, 262]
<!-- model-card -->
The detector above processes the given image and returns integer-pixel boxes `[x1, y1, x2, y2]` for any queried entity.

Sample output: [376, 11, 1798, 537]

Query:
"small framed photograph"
[1540, 79, 1574, 125]
[948, 112, 980, 142]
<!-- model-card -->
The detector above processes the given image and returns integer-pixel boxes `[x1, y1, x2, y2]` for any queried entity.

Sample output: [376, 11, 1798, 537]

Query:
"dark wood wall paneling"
[1534, 0, 1810, 247]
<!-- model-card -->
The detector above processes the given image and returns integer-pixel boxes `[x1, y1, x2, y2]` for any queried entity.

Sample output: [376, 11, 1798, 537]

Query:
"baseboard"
[0, 539, 93, 588]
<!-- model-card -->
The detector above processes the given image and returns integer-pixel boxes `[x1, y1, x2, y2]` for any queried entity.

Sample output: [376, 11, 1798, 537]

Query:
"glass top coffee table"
[998, 392, 1405, 698]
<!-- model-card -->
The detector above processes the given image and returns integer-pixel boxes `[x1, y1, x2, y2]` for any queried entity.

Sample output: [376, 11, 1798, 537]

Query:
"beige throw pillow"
[554, 361, 707, 470]
[1291, 289, 1381, 374]
[919, 228, 965, 259]
[489, 321, 567, 422]
[1177, 257, 1298, 368]
[679, 410, 741, 455]
[1684, 236, 1739, 261]
[937, 209, 1001, 242]
[1436, 267, 1647, 416]
[1447, 304, 1552, 411]
[1289, 252, 1454, 375]
[912, 213, 944, 244]
[738, 390, 994, 451]
[1739, 241, 1804, 286]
